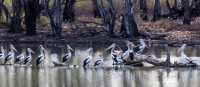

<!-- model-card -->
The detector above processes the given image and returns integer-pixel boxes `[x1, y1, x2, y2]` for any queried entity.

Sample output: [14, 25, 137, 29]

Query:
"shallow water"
[0, 43, 200, 87]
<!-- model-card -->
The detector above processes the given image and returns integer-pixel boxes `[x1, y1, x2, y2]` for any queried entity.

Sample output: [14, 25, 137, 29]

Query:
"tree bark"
[153, 0, 161, 21]
[9, 0, 23, 33]
[123, 0, 139, 38]
[139, 0, 148, 20]
[49, 0, 64, 38]
[63, 0, 75, 22]
[24, 0, 39, 35]
[182, 0, 191, 25]
[96, 0, 116, 36]
[92, 0, 101, 18]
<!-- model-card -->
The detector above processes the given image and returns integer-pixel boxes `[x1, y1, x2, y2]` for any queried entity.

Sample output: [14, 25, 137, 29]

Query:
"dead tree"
[92, 0, 101, 18]
[96, 0, 116, 36]
[139, 0, 148, 20]
[121, 0, 139, 38]
[9, 0, 23, 33]
[153, 0, 161, 21]
[48, 0, 64, 38]
[24, 0, 40, 35]
[63, 0, 75, 22]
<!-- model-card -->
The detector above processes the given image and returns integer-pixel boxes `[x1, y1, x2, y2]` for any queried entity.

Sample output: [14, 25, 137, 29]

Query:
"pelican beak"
[10, 44, 17, 52]
[39, 45, 45, 50]
[87, 47, 93, 55]
[67, 45, 73, 51]
[28, 48, 35, 54]
[105, 43, 116, 51]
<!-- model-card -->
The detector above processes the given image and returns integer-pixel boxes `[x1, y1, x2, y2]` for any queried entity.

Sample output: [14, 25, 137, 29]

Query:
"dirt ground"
[0, 17, 200, 45]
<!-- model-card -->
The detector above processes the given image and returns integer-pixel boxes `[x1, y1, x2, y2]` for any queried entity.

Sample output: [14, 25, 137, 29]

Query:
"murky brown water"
[0, 43, 200, 87]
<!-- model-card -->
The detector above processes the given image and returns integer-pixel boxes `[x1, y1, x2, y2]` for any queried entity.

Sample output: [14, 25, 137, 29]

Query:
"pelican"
[83, 47, 93, 67]
[62, 45, 73, 64]
[15, 52, 25, 64]
[133, 39, 146, 54]
[36, 45, 45, 66]
[122, 41, 136, 60]
[24, 48, 35, 65]
[106, 43, 124, 65]
[0, 46, 5, 64]
[177, 44, 197, 64]
[94, 55, 104, 67]
[4, 44, 18, 64]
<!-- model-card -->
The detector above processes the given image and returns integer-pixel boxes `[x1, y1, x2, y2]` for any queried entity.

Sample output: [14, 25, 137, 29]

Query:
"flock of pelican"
[0, 39, 197, 67]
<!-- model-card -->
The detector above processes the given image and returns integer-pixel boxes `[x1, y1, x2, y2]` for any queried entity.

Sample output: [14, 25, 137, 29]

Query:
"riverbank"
[0, 18, 200, 46]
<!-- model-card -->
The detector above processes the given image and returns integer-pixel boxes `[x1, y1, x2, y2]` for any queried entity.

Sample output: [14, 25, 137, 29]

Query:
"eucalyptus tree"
[0, 0, 10, 25]
[9, 0, 23, 33]
[96, 0, 116, 36]
[63, 0, 75, 22]
[121, 0, 139, 38]
[153, 0, 161, 21]
[92, 0, 101, 18]
[139, 0, 148, 20]
[24, 0, 40, 35]
[182, 0, 191, 25]
[48, 0, 64, 38]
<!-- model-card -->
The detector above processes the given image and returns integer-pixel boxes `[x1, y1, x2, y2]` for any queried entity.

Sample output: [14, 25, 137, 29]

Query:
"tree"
[0, 0, 10, 25]
[63, 0, 75, 22]
[48, 0, 64, 38]
[9, 0, 23, 33]
[92, 0, 101, 18]
[121, 0, 139, 38]
[96, 0, 116, 36]
[153, 0, 161, 21]
[139, 0, 148, 20]
[182, 0, 191, 25]
[24, 0, 40, 35]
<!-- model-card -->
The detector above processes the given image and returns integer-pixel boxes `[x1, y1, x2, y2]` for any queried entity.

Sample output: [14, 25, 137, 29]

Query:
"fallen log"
[124, 54, 197, 67]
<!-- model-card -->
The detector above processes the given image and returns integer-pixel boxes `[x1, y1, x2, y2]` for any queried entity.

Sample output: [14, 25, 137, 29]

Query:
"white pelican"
[83, 47, 93, 67]
[62, 44, 73, 64]
[24, 48, 35, 65]
[122, 41, 136, 60]
[36, 45, 45, 66]
[4, 44, 18, 64]
[15, 51, 25, 64]
[177, 44, 197, 64]
[0, 46, 5, 64]
[94, 55, 104, 67]
[105, 43, 124, 65]
[134, 39, 146, 54]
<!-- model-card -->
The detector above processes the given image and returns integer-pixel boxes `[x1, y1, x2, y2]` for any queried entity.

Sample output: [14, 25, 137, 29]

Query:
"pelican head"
[10, 44, 17, 52]
[87, 47, 93, 55]
[67, 44, 73, 51]
[125, 40, 136, 49]
[177, 44, 186, 54]
[39, 45, 45, 50]
[105, 43, 116, 51]
[27, 48, 35, 54]
[139, 39, 146, 46]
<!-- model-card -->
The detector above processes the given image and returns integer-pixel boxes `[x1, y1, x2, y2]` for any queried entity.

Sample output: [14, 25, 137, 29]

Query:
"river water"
[0, 43, 200, 87]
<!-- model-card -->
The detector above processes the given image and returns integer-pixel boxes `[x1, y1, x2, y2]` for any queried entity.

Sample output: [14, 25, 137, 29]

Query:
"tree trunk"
[63, 0, 75, 22]
[123, 0, 139, 38]
[49, 0, 63, 38]
[139, 0, 148, 20]
[92, 0, 101, 18]
[9, 0, 23, 33]
[182, 0, 191, 25]
[153, 0, 161, 21]
[96, 0, 116, 36]
[24, 0, 39, 36]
